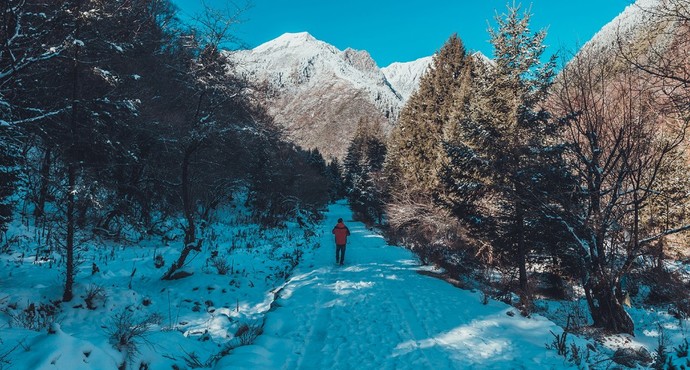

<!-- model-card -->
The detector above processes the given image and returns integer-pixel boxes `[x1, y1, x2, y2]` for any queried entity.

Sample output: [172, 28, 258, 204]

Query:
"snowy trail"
[219, 201, 571, 369]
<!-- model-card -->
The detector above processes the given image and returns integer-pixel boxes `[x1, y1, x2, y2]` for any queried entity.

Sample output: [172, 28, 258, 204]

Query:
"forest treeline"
[0, 0, 337, 300]
[342, 4, 690, 335]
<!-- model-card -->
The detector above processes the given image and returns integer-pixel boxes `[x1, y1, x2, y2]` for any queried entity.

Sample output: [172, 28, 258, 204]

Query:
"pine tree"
[441, 5, 562, 299]
[326, 158, 345, 201]
[386, 34, 473, 197]
[344, 119, 387, 224]
[383, 34, 474, 261]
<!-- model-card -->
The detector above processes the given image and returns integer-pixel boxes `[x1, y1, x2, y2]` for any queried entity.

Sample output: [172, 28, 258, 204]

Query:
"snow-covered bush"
[107, 310, 162, 362]
[83, 284, 106, 310]
[210, 256, 231, 275]
[235, 323, 263, 346]
[2, 301, 59, 331]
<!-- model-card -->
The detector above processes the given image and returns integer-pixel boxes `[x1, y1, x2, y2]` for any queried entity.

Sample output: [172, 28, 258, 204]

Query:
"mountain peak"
[254, 32, 321, 53]
[341, 48, 379, 73]
[227, 33, 416, 159]
[381, 56, 432, 101]
[277, 32, 316, 42]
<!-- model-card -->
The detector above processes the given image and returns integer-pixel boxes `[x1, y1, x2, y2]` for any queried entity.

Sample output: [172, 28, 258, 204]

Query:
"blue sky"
[172, 0, 633, 67]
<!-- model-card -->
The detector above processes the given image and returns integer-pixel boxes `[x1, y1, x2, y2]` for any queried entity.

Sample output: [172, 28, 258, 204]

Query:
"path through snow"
[219, 201, 571, 369]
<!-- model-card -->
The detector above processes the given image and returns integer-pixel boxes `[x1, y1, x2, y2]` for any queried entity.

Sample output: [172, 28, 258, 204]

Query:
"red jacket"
[332, 222, 350, 245]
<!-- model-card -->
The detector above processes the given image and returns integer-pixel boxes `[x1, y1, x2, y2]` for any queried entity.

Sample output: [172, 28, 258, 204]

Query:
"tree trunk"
[161, 146, 199, 280]
[181, 148, 195, 247]
[34, 147, 51, 221]
[63, 163, 76, 302]
[515, 200, 528, 293]
[585, 275, 634, 335]
[63, 0, 82, 302]
[161, 239, 202, 280]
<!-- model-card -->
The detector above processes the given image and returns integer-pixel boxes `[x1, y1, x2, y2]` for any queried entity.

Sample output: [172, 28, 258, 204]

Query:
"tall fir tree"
[344, 119, 387, 224]
[326, 158, 345, 201]
[441, 5, 564, 299]
[383, 35, 475, 262]
[386, 34, 473, 198]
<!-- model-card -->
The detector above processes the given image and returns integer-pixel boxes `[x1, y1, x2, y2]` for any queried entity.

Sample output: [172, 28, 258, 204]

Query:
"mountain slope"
[228, 32, 408, 159]
[382, 56, 433, 101]
[575, 0, 676, 60]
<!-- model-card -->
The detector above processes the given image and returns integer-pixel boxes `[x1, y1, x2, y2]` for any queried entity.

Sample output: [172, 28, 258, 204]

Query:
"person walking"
[332, 218, 350, 266]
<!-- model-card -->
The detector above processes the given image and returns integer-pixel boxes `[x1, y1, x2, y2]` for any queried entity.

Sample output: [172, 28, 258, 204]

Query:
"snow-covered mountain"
[227, 32, 428, 159]
[576, 0, 672, 57]
[381, 56, 432, 101]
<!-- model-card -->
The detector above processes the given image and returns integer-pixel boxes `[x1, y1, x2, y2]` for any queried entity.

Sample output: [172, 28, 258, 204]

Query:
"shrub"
[84, 284, 106, 310]
[675, 338, 689, 358]
[3, 301, 59, 331]
[182, 350, 205, 368]
[205, 323, 263, 367]
[235, 323, 263, 346]
[547, 329, 568, 357]
[653, 325, 668, 370]
[546, 315, 572, 358]
[210, 256, 230, 275]
[107, 310, 162, 362]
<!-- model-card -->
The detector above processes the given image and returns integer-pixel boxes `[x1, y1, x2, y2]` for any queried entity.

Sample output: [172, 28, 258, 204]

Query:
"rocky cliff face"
[226, 32, 431, 159]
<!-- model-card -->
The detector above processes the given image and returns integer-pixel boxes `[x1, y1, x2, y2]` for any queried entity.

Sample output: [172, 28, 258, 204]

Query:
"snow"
[2, 198, 690, 369]
[227, 32, 409, 122]
[382, 56, 432, 101]
[108, 42, 125, 53]
[252, 32, 322, 54]
[0, 194, 319, 369]
[579, 0, 662, 54]
[217, 201, 573, 369]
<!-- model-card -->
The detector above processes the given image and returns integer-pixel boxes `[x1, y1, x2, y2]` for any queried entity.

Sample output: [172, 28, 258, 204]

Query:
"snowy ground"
[2, 199, 690, 369]
[219, 201, 575, 369]
[0, 196, 318, 369]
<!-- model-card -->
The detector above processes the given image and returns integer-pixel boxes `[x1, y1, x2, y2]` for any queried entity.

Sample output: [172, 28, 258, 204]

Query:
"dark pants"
[336, 244, 346, 264]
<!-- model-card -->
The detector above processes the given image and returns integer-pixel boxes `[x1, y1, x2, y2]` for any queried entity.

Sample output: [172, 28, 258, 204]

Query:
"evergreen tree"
[386, 34, 473, 197]
[326, 158, 345, 201]
[383, 34, 474, 262]
[1, 0, 70, 125]
[441, 5, 562, 299]
[344, 119, 387, 224]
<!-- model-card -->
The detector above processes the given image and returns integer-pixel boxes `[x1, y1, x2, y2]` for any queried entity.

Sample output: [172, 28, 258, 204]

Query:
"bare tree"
[160, 2, 254, 280]
[550, 48, 689, 334]
[0, 0, 69, 125]
[617, 0, 690, 87]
